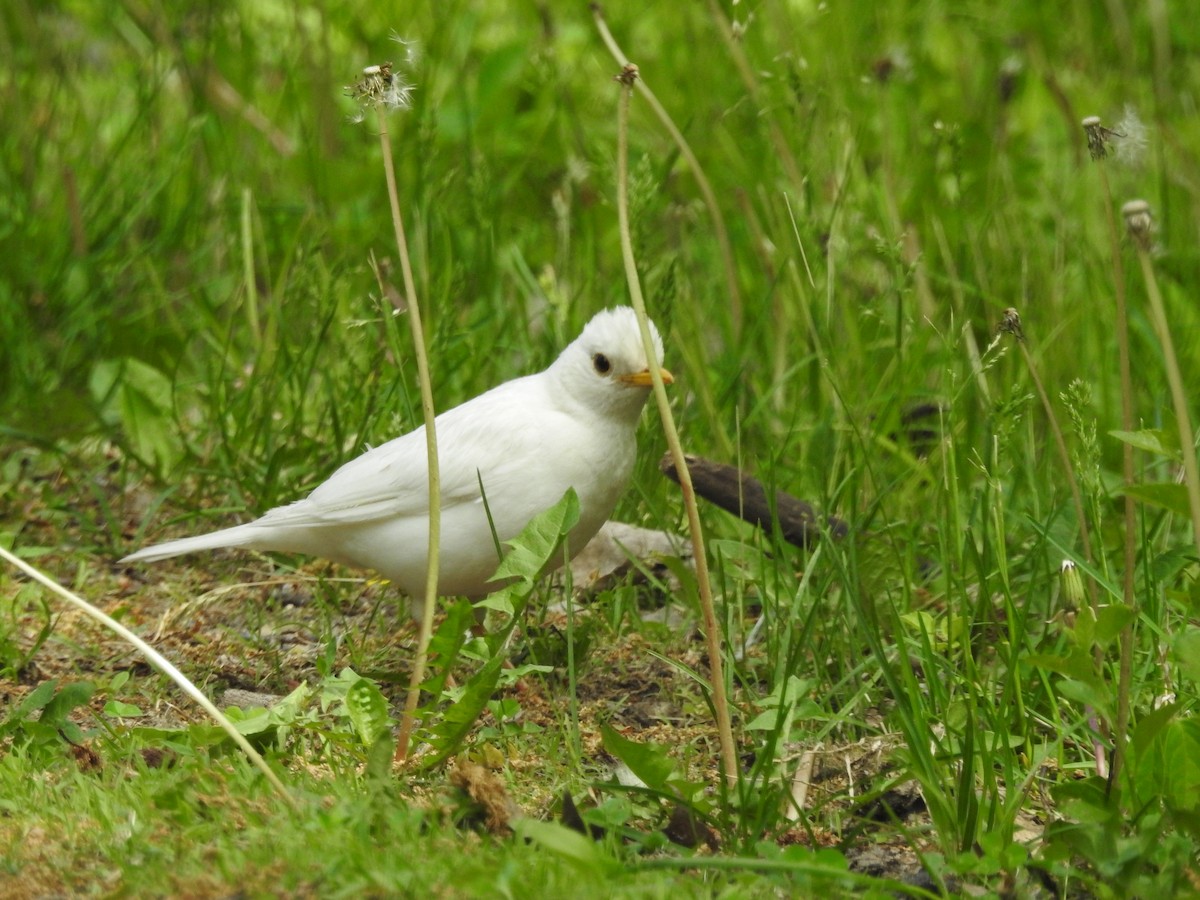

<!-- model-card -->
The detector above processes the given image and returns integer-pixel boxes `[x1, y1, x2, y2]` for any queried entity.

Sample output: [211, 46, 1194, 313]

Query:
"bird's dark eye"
[592, 353, 612, 375]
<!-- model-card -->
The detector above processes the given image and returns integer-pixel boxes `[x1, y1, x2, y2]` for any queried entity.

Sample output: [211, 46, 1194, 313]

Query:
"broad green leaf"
[228, 707, 273, 735]
[1054, 678, 1114, 721]
[1173, 628, 1200, 685]
[1130, 713, 1200, 813]
[1091, 605, 1137, 648]
[103, 700, 144, 718]
[39, 681, 95, 728]
[600, 724, 675, 792]
[1108, 429, 1177, 457]
[1119, 483, 1190, 518]
[365, 732, 396, 783]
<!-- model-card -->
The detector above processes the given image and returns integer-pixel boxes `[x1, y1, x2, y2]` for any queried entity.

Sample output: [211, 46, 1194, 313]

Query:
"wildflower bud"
[615, 63, 639, 87]
[1121, 199, 1153, 252]
[998, 307, 1024, 341]
[1060, 560, 1084, 612]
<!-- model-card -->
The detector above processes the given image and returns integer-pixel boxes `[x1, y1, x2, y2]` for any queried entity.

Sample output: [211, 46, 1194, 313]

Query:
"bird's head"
[550, 307, 673, 423]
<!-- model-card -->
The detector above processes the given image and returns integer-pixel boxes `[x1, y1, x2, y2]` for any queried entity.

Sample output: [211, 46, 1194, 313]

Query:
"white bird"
[120, 307, 672, 618]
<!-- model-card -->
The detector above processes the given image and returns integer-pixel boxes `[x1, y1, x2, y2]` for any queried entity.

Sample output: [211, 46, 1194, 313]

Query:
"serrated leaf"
[489, 488, 580, 584]
[269, 682, 314, 725]
[420, 652, 505, 769]
[1118, 482, 1190, 517]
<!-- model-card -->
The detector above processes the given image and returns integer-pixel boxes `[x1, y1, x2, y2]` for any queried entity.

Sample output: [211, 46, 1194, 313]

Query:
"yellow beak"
[619, 367, 674, 387]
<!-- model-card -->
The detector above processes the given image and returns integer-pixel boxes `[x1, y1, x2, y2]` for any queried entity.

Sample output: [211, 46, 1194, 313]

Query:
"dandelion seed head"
[346, 39, 418, 123]
[1114, 105, 1147, 166]
[1082, 108, 1148, 165]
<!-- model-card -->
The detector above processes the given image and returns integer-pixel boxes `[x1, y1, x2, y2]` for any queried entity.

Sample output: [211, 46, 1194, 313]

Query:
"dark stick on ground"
[660, 454, 848, 548]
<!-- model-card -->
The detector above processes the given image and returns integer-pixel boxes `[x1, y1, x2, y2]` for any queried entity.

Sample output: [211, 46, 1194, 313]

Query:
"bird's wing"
[256, 376, 548, 528]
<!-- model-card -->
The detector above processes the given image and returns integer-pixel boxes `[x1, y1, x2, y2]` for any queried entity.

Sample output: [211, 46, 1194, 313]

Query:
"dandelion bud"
[1060, 560, 1084, 612]
[1121, 199, 1153, 252]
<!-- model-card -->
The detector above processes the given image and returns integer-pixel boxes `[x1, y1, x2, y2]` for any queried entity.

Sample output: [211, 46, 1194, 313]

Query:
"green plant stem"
[615, 80, 738, 787]
[1134, 246, 1200, 556]
[376, 107, 441, 764]
[1096, 163, 1136, 787]
[0, 546, 294, 804]
[592, 6, 743, 335]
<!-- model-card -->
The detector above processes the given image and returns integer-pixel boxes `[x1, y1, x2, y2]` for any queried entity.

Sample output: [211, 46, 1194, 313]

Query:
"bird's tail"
[119, 523, 260, 565]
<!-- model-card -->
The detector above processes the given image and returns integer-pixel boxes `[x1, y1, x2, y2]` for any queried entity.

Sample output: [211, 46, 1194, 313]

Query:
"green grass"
[3, 0, 1200, 895]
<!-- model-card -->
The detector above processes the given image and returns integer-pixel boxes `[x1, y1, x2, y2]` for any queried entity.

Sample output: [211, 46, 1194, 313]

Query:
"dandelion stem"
[374, 106, 442, 764]
[614, 69, 738, 787]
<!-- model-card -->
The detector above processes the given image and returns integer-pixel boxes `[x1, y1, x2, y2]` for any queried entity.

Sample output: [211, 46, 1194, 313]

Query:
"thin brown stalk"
[614, 67, 738, 787]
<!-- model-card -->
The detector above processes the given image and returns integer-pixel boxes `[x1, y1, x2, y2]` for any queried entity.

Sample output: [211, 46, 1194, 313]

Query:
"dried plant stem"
[1131, 244, 1200, 556]
[592, 6, 743, 333]
[375, 107, 442, 763]
[1094, 161, 1137, 787]
[0, 546, 294, 803]
[615, 74, 738, 787]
